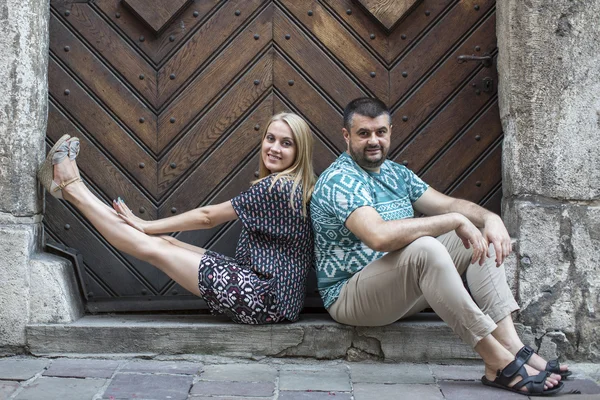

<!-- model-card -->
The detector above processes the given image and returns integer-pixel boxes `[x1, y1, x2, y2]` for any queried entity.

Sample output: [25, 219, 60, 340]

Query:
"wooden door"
[45, 0, 501, 312]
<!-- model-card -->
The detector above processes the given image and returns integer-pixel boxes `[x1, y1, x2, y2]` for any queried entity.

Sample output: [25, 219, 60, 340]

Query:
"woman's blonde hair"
[254, 112, 316, 217]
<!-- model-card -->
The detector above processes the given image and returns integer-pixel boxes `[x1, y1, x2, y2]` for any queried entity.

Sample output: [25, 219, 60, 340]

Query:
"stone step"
[26, 313, 478, 362]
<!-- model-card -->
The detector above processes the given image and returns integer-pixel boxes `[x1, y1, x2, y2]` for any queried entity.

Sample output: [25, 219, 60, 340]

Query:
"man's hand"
[482, 215, 512, 267]
[455, 214, 489, 266]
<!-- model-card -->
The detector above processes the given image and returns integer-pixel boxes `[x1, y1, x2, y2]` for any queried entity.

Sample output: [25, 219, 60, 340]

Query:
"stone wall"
[497, 0, 600, 361]
[0, 0, 83, 353]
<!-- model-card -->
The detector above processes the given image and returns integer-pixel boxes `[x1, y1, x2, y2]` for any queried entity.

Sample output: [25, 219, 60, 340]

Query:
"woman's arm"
[114, 199, 238, 235]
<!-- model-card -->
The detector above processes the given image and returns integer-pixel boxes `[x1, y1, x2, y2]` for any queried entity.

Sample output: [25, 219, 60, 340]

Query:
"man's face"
[343, 113, 391, 171]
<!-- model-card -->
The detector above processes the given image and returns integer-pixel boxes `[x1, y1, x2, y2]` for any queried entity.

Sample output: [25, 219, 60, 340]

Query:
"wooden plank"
[48, 58, 157, 196]
[158, 53, 272, 194]
[47, 103, 156, 218]
[157, 0, 266, 106]
[355, 0, 420, 31]
[390, 0, 495, 104]
[448, 143, 502, 204]
[122, 0, 190, 34]
[322, 0, 387, 60]
[274, 7, 367, 110]
[279, 0, 388, 102]
[421, 101, 502, 192]
[389, 14, 497, 151]
[273, 52, 346, 155]
[392, 62, 498, 171]
[50, 13, 158, 153]
[95, 0, 220, 64]
[52, 2, 158, 107]
[272, 96, 339, 176]
[387, 0, 454, 64]
[482, 185, 502, 215]
[158, 96, 273, 218]
[158, 7, 272, 151]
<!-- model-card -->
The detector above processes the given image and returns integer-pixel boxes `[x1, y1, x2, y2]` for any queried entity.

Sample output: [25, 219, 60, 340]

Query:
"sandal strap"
[51, 141, 70, 165]
[546, 359, 561, 373]
[52, 176, 81, 192]
[515, 345, 535, 364]
[495, 357, 527, 387]
[512, 370, 551, 394]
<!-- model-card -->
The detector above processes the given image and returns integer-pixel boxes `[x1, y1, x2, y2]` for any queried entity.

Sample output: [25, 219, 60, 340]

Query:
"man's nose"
[367, 133, 378, 144]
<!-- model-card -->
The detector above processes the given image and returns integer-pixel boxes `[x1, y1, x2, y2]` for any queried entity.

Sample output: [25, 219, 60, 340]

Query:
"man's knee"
[401, 235, 454, 271]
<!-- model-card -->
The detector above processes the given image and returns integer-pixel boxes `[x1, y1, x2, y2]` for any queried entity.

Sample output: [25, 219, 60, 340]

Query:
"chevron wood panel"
[46, 0, 501, 312]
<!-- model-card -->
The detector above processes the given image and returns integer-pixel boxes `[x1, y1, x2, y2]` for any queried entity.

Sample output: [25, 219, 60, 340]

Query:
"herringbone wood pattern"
[45, 0, 501, 312]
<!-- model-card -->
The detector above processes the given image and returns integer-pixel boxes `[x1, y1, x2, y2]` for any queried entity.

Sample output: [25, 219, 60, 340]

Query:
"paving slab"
[120, 359, 202, 375]
[562, 378, 600, 395]
[0, 380, 20, 398]
[279, 368, 351, 391]
[13, 377, 105, 400]
[199, 363, 277, 382]
[102, 373, 193, 400]
[0, 358, 49, 381]
[353, 383, 443, 400]
[438, 380, 525, 399]
[190, 380, 275, 397]
[430, 364, 483, 381]
[189, 397, 271, 400]
[350, 362, 434, 384]
[278, 391, 353, 399]
[43, 358, 119, 379]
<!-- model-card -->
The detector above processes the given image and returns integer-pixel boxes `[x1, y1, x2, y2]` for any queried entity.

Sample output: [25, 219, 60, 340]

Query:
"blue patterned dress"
[197, 175, 313, 324]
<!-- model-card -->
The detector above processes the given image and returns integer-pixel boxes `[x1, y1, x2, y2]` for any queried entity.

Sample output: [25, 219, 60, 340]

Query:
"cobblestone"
[0, 356, 597, 399]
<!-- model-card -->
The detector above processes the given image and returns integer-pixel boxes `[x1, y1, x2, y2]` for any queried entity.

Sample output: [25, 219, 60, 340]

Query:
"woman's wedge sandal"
[517, 345, 573, 379]
[37, 134, 81, 199]
[481, 357, 564, 396]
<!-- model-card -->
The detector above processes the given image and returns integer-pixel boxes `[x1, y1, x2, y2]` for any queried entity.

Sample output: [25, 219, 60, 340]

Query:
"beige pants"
[328, 231, 519, 348]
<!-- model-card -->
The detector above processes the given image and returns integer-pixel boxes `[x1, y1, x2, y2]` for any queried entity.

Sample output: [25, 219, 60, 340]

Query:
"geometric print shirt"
[310, 152, 429, 308]
[231, 175, 314, 321]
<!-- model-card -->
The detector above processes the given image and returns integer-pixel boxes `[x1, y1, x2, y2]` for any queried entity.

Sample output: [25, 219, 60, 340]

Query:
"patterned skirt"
[197, 251, 285, 324]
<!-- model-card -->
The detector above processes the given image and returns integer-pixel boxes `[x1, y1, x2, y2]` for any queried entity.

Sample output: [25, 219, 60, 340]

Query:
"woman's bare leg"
[159, 235, 206, 256]
[55, 159, 203, 296]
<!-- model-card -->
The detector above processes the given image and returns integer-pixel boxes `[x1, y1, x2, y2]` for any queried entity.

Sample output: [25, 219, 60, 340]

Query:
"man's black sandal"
[516, 345, 573, 379]
[481, 356, 564, 396]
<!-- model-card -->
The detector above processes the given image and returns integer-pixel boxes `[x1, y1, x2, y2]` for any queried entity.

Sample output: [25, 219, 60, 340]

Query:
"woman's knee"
[135, 236, 170, 264]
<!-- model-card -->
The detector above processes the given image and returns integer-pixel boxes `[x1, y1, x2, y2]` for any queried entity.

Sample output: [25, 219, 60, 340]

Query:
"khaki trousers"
[328, 231, 519, 348]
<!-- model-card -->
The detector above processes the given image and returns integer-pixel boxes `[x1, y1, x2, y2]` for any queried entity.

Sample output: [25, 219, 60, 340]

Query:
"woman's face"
[262, 120, 297, 173]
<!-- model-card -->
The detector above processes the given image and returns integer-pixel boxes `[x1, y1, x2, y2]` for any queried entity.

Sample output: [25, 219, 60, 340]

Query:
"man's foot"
[483, 358, 563, 395]
[515, 345, 571, 380]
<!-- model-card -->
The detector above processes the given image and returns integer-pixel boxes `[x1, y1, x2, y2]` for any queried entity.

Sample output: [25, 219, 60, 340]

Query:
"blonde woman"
[38, 113, 316, 324]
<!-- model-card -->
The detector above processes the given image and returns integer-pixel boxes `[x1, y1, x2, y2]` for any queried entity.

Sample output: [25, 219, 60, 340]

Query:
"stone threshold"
[26, 313, 478, 362]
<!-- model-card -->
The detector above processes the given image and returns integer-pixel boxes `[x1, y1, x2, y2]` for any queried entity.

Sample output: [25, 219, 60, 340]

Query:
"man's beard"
[348, 143, 388, 170]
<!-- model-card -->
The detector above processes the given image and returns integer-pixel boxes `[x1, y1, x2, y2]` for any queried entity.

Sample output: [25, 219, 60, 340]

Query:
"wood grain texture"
[122, 0, 190, 34]
[355, 0, 420, 30]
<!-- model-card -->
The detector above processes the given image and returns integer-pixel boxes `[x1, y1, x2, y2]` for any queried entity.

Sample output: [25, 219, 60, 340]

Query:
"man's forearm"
[372, 212, 465, 252]
[446, 198, 499, 227]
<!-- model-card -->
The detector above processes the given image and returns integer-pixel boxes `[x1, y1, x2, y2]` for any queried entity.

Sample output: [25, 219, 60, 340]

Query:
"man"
[310, 98, 569, 396]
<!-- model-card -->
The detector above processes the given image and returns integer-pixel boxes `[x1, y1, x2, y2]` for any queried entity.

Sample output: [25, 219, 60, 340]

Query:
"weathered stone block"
[498, 0, 600, 200]
[0, 225, 37, 348]
[0, 0, 49, 216]
[29, 253, 84, 324]
[505, 199, 600, 360]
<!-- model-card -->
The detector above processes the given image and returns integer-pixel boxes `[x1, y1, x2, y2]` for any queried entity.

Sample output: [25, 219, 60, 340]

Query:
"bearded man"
[309, 97, 569, 396]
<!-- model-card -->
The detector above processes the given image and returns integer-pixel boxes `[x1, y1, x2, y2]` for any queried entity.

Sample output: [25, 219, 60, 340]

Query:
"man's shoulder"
[315, 154, 364, 187]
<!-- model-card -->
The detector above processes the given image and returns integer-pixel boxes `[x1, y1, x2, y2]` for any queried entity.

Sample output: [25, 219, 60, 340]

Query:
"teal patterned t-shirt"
[310, 152, 429, 308]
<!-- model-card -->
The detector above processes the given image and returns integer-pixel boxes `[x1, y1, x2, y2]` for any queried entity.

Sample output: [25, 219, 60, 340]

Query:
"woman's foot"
[52, 152, 83, 201]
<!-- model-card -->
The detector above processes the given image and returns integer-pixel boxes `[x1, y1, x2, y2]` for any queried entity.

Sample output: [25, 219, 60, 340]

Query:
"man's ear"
[342, 128, 350, 145]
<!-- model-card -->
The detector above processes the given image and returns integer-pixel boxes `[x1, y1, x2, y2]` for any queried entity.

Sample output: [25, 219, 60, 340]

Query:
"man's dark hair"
[343, 97, 390, 131]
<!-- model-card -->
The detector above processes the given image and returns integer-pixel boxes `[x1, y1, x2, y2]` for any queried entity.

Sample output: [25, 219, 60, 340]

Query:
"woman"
[38, 113, 316, 324]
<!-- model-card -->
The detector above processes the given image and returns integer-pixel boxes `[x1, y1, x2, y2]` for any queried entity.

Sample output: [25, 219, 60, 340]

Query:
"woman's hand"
[113, 197, 149, 233]
[455, 214, 489, 266]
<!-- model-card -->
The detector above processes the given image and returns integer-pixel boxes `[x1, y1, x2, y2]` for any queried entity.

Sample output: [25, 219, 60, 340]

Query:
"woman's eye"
[283, 141, 292, 147]
[266, 135, 274, 142]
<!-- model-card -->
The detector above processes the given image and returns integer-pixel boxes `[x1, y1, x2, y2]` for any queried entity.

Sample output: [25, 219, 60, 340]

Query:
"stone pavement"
[0, 356, 599, 400]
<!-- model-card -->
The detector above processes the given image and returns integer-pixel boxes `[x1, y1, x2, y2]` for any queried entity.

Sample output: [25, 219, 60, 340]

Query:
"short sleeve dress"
[197, 175, 314, 324]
